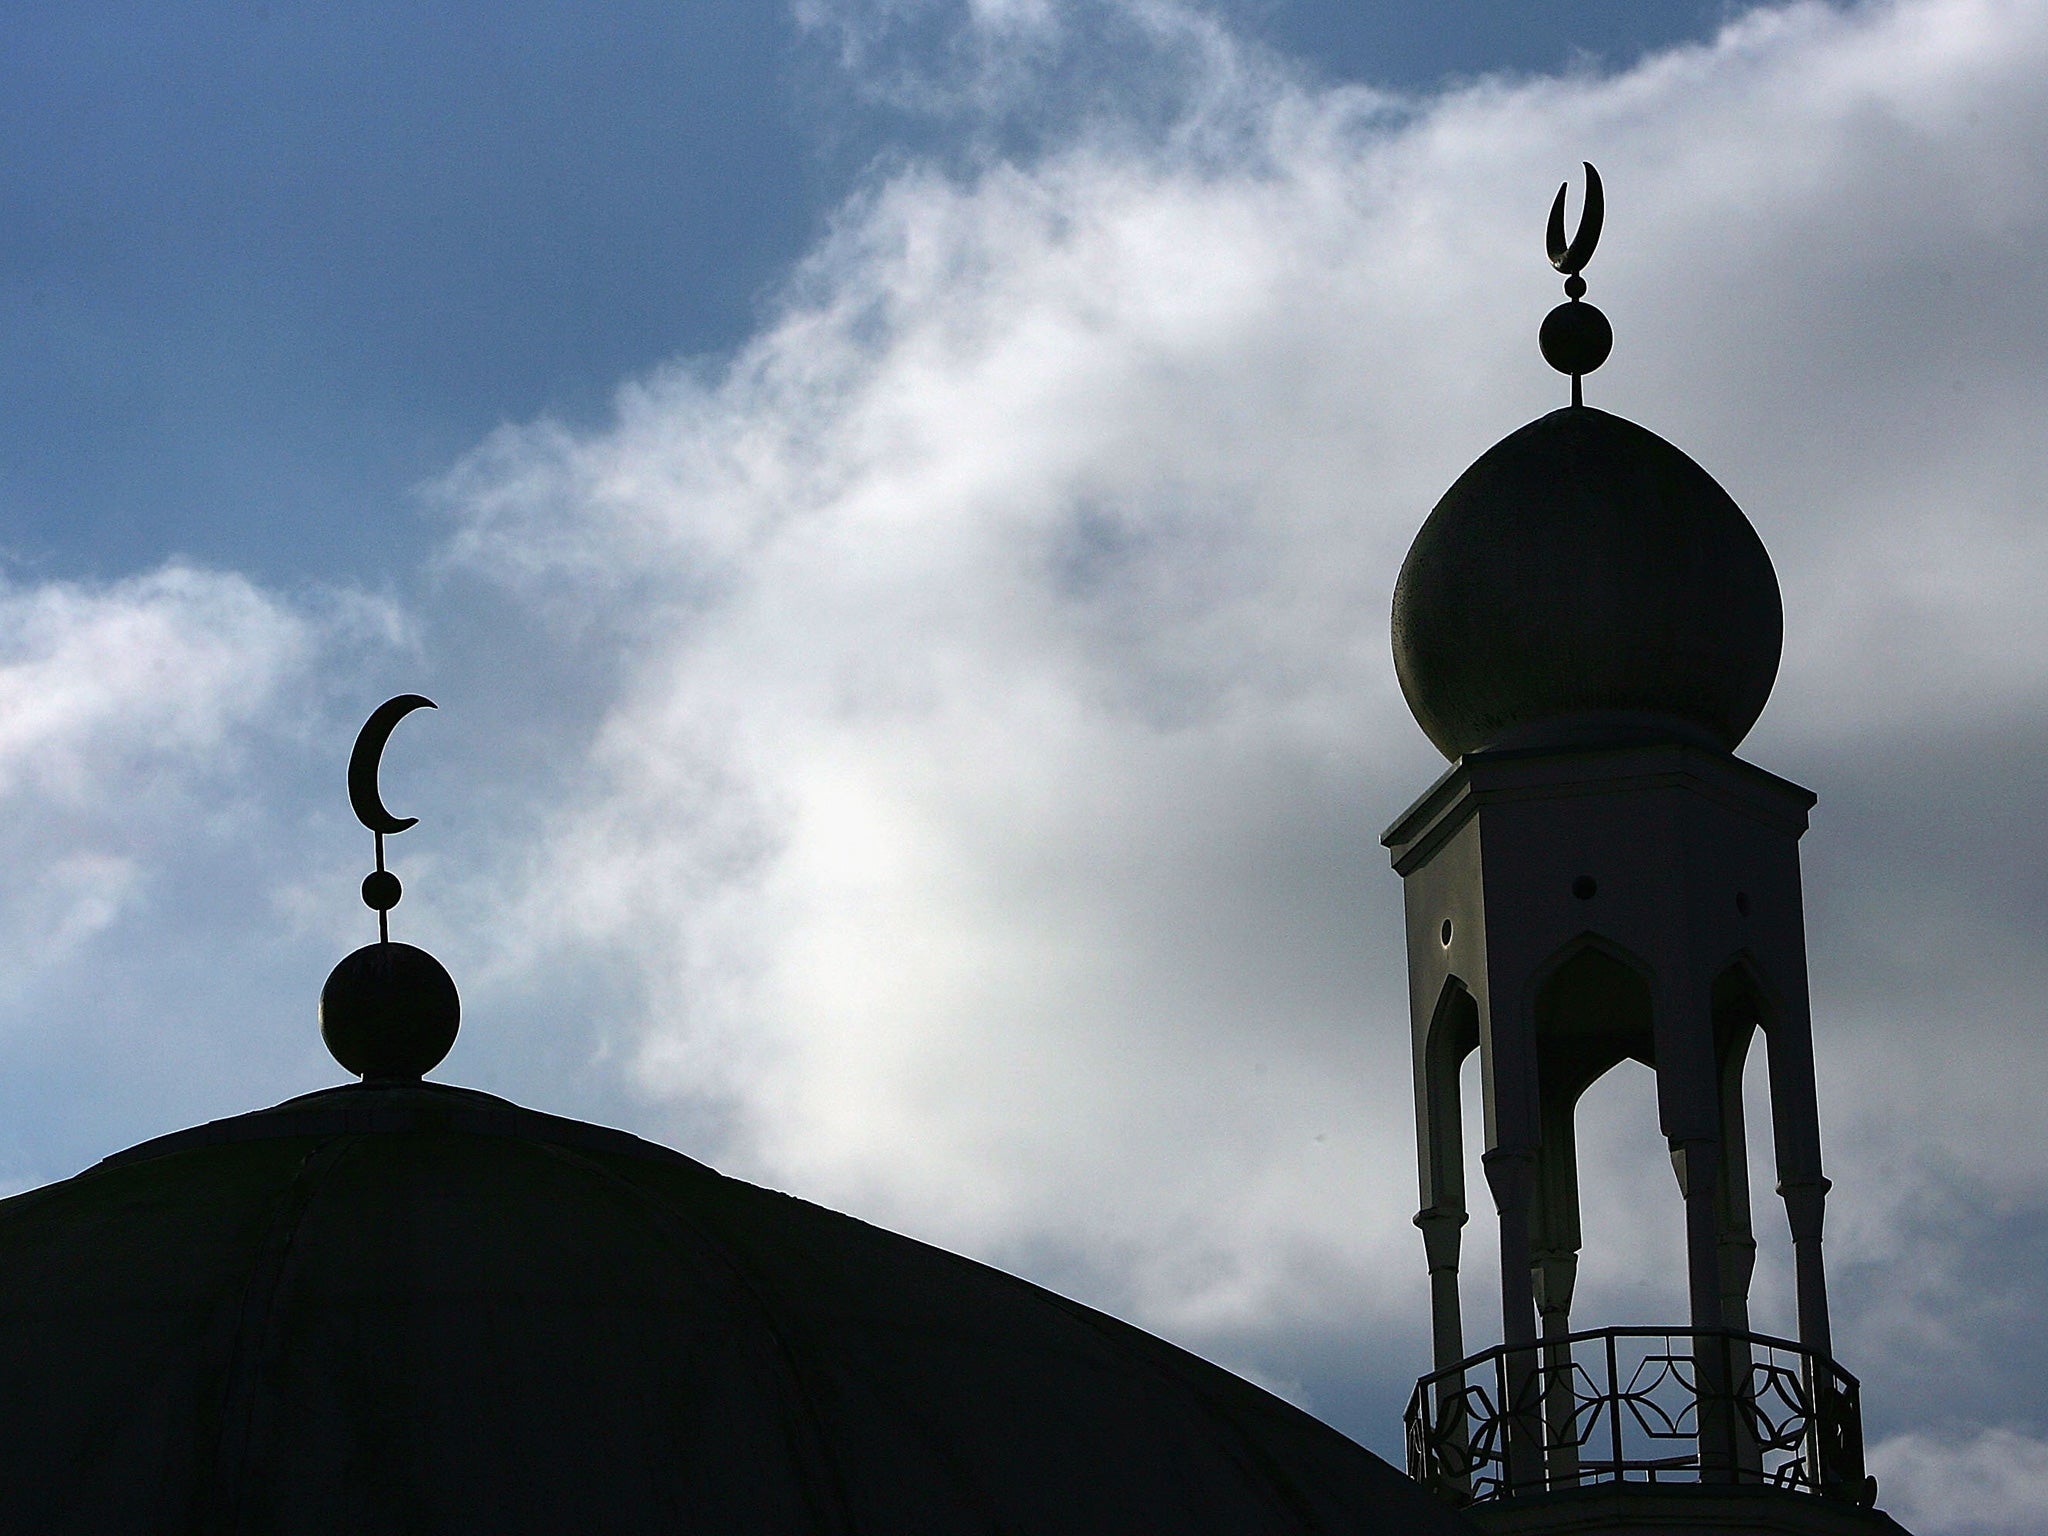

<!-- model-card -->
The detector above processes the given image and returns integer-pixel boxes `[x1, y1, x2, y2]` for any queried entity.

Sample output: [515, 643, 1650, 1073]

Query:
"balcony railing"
[1405, 1326, 1876, 1507]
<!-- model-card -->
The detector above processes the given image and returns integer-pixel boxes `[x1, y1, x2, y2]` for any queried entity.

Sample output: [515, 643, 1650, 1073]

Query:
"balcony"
[1405, 1327, 1878, 1510]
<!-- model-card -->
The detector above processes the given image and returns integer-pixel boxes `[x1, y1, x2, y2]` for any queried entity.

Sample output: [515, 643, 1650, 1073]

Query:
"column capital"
[1778, 1173, 1833, 1242]
[1482, 1147, 1538, 1215]
[1668, 1136, 1722, 1199]
[1413, 1206, 1468, 1273]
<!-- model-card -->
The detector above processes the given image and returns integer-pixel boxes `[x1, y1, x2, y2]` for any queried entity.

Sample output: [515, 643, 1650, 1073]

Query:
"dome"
[0, 1079, 1470, 1536]
[1392, 406, 1782, 761]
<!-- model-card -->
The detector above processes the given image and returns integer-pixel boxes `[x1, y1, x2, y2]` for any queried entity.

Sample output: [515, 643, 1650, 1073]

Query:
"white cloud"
[434, 0, 2048, 1465]
[0, 564, 306, 803]
[1872, 1427, 2048, 1536]
[0, 564, 314, 983]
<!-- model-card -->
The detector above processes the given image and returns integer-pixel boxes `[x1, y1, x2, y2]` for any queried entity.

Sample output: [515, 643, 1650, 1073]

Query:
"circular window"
[1735, 891, 1752, 917]
[1572, 875, 1598, 901]
[1440, 919, 1454, 947]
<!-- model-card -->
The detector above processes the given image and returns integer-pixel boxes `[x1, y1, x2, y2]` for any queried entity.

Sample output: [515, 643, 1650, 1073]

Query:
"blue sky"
[8, 3, 2048, 1531]
[4, 0, 1729, 584]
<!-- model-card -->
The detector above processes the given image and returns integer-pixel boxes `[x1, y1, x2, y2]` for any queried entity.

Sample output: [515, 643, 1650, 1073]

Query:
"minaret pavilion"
[1385, 168, 1910, 1535]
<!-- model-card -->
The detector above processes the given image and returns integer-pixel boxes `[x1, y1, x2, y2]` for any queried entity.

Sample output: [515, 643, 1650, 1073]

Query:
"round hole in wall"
[1440, 919, 1453, 947]
[1735, 891, 1752, 917]
[1572, 875, 1598, 901]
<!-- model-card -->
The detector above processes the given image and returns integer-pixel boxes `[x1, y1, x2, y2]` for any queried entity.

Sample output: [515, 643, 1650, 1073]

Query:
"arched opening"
[1458, 1037, 1497, 1345]
[1529, 943, 1658, 1335]
[1417, 980, 1479, 1373]
[1570, 1060, 1691, 1327]
[1739, 1062, 1797, 1339]
[1713, 961, 1796, 1340]
[1528, 943, 1694, 1332]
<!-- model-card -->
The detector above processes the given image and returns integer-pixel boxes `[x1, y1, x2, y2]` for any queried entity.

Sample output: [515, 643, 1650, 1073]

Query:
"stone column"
[1779, 1173, 1834, 1359]
[1416, 1206, 1469, 1373]
[1485, 1148, 1540, 1349]
[1485, 1146, 1542, 1495]
[1415, 1205, 1471, 1494]
[1671, 1135, 1737, 1481]
[1669, 1136, 1726, 1334]
[1533, 1250, 1580, 1485]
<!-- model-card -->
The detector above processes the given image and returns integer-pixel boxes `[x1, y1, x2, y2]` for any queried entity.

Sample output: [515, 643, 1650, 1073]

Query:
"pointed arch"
[1418, 975, 1479, 1219]
[1530, 932, 1658, 1095]
[1416, 976, 1481, 1376]
[1520, 936, 1660, 1343]
[1707, 957, 1768, 1341]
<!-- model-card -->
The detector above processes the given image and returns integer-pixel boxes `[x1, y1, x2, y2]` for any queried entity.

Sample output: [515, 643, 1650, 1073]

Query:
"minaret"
[1385, 168, 1906, 1533]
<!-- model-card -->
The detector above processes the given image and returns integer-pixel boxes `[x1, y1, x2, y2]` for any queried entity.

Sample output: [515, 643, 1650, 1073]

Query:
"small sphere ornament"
[323, 694, 458, 1080]
[1540, 300, 1613, 379]
[321, 941, 460, 1080]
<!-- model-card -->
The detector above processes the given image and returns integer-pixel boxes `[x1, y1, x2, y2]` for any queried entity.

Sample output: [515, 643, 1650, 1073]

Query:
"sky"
[4, 1, 2047, 1530]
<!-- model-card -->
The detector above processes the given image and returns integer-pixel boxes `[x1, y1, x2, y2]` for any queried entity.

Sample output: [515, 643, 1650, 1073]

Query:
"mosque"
[0, 171, 1913, 1534]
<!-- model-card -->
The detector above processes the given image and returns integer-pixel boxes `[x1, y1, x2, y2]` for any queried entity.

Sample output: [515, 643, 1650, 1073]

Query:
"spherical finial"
[320, 941, 460, 1080]
[1544, 163, 1609, 406]
[1540, 299, 1613, 377]
[324, 696, 458, 1081]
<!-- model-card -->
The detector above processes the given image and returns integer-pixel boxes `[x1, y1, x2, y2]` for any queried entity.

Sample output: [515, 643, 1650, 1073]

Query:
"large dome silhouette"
[1392, 406, 1782, 761]
[0, 1080, 1468, 1535]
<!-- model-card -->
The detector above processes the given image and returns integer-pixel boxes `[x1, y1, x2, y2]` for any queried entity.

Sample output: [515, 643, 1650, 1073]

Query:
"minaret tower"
[1386, 168, 1906, 1534]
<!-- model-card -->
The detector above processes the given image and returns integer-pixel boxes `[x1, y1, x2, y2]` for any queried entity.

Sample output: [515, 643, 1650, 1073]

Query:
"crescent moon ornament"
[1546, 161, 1604, 276]
[323, 695, 461, 1079]
[349, 695, 437, 836]
[1539, 162, 1613, 408]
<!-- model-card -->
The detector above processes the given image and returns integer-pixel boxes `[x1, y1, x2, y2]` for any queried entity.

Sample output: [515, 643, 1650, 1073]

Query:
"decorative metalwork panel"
[1405, 1327, 1874, 1507]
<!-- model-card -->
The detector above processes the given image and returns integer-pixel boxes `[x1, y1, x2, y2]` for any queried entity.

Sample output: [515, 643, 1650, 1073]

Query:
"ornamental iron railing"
[1405, 1326, 1876, 1507]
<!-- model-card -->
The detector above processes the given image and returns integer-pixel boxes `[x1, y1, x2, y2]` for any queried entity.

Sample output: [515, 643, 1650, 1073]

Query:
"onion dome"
[1391, 166, 1782, 761]
[0, 698, 1472, 1534]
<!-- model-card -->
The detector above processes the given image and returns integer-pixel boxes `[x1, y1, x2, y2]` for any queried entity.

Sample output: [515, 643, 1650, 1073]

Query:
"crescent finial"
[324, 694, 460, 1078]
[1539, 163, 1613, 406]
[349, 695, 437, 836]
[1546, 161, 1604, 276]
[347, 694, 436, 944]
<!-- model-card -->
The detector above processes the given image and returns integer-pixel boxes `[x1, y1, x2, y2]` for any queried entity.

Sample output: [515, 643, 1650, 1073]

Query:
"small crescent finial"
[1538, 162, 1613, 406]
[1547, 162, 1604, 276]
[347, 694, 436, 943]
[321, 694, 460, 1083]
[349, 695, 436, 836]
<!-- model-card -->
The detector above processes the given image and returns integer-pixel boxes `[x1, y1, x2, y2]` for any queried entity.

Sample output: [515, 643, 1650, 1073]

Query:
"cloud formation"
[0, 565, 312, 973]
[430, 6, 2048, 1501]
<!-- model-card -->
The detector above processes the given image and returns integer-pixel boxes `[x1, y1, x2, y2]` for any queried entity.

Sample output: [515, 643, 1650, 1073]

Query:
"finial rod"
[323, 694, 460, 1082]
[348, 695, 436, 943]
[1538, 163, 1613, 405]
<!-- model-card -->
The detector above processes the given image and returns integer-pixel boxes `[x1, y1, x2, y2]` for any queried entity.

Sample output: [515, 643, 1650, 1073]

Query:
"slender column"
[1714, 1036, 1760, 1335]
[1671, 1135, 1737, 1482]
[1533, 1251, 1577, 1340]
[1484, 1148, 1539, 1348]
[1415, 1207, 1469, 1372]
[1716, 1225, 1762, 1477]
[1415, 1206, 1471, 1494]
[1779, 1173, 1834, 1358]
[1485, 1147, 1542, 1495]
[1712, 1030, 1765, 1474]
[1762, 998, 1833, 1359]
[1533, 1251, 1579, 1485]
[1669, 1137, 1726, 1334]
